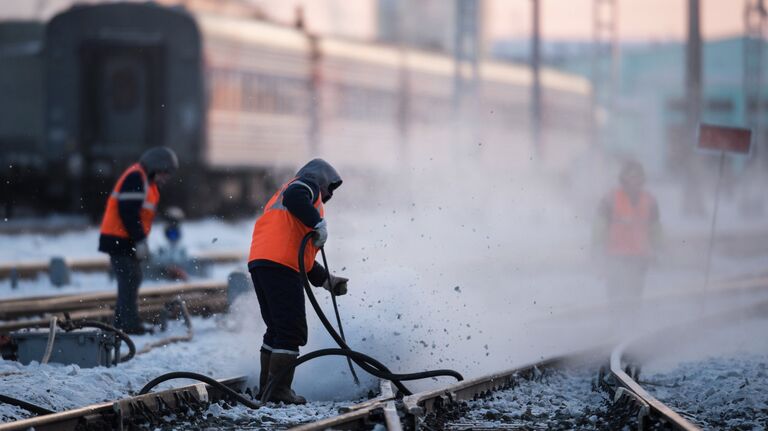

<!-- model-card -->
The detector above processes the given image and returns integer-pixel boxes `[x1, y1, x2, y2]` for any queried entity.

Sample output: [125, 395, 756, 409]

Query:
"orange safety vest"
[99, 163, 160, 239]
[249, 179, 324, 272]
[606, 189, 653, 256]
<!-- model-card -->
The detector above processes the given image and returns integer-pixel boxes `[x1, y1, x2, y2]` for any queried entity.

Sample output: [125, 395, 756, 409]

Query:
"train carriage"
[44, 3, 205, 215]
[1, 2, 592, 217]
[200, 14, 313, 169]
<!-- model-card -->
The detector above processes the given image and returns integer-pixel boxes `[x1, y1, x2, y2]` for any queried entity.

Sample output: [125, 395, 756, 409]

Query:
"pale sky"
[0, 0, 748, 42]
[245, 0, 746, 42]
[485, 0, 744, 42]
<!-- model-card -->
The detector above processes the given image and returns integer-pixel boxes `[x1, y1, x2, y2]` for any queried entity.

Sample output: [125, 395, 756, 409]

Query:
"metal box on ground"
[12, 329, 119, 368]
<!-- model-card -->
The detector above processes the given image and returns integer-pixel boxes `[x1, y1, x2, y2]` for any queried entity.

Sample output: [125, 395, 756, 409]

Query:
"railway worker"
[98, 147, 179, 334]
[593, 160, 662, 303]
[248, 158, 348, 405]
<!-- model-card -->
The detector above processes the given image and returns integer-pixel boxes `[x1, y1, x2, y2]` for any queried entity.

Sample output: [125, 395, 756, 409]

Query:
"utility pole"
[742, 0, 767, 216]
[745, 0, 766, 165]
[686, 0, 702, 141]
[531, 0, 542, 159]
[453, 0, 480, 112]
[591, 0, 618, 148]
[682, 0, 706, 216]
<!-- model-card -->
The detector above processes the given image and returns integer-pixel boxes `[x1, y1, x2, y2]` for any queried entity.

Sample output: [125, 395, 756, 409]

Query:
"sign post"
[697, 124, 752, 288]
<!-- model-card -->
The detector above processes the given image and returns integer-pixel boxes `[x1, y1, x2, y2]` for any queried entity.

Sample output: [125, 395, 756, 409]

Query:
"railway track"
[0, 280, 228, 333]
[608, 294, 768, 431]
[0, 250, 243, 281]
[0, 375, 249, 431]
[0, 275, 766, 430]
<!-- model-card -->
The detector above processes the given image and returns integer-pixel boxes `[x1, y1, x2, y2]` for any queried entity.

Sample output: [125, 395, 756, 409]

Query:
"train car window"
[111, 67, 138, 111]
[210, 67, 309, 116]
[335, 83, 397, 120]
[210, 68, 241, 111]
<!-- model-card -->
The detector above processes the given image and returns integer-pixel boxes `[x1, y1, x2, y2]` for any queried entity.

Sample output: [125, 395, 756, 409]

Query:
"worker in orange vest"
[98, 147, 178, 334]
[594, 160, 662, 303]
[248, 159, 347, 405]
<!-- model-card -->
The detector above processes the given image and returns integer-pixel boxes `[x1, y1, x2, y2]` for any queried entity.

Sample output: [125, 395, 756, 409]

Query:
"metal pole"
[742, 0, 767, 216]
[531, 0, 542, 159]
[686, 0, 702, 133]
[744, 0, 766, 167]
[703, 151, 726, 288]
[591, 0, 618, 148]
[682, 0, 705, 216]
[453, 0, 480, 112]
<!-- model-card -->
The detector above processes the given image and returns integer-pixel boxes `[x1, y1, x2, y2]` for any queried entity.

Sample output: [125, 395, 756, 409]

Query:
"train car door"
[80, 43, 165, 214]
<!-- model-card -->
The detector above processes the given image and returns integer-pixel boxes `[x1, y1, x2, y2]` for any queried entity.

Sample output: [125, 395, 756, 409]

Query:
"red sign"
[698, 124, 752, 154]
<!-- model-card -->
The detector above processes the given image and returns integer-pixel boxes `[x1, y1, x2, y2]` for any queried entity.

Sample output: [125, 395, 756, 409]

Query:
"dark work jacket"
[249, 177, 327, 287]
[98, 171, 147, 256]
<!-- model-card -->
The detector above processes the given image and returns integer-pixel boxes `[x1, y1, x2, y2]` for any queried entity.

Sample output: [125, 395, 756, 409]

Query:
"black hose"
[137, 371, 260, 409]
[141, 233, 464, 407]
[260, 348, 464, 403]
[296, 235, 412, 395]
[319, 246, 360, 385]
[260, 233, 464, 401]
[0, 394, 55, 416]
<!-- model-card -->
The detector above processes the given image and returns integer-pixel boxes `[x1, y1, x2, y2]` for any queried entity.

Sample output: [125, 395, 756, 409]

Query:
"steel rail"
[610, 342, 700, 431]
[0, 296, 227, 333]
[0, 375, 247, 431]
[288, 380, 401, 431]
[0, 250, 243, 280]
[288, 403, 386, 431]
[0, 280, 226, 321]
[608, 291, 768, 431]
[379, 379, 403, 431]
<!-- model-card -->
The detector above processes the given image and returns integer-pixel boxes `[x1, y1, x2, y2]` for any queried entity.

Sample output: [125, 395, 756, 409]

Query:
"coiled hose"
[141, 232, 464, 407]
[260, 233, 463, 401]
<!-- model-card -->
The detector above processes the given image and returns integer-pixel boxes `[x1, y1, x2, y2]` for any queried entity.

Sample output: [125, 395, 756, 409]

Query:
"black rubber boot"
[265, 352, 306, 404]
[256, 350, 270, 399]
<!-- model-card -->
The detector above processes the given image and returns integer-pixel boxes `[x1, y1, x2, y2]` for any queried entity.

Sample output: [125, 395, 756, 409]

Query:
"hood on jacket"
[296, 158, 342, 203]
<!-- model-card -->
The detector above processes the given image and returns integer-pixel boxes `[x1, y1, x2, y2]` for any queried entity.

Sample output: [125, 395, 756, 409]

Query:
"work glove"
[323, 274, 348, 296]
[134, 240, 150, 261]
[313, 219, 328, 248]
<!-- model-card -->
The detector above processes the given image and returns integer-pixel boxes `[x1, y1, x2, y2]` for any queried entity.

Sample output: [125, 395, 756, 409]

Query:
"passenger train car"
[0, 2, 591, 217]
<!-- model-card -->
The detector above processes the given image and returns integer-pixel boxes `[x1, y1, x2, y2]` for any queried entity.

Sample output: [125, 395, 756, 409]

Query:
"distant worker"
[594, 160, 662, 303]
[98, 147, 179, 334]
[248, 159, 348, 404]
[151, 207, 190, 281]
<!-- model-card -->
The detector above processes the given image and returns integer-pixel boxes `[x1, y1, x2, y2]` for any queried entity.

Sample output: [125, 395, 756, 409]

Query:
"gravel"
[644, 354, 768, 430]
[442, 364, 627, 431]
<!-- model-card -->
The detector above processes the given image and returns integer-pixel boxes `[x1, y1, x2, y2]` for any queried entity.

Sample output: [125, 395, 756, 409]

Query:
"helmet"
[139, 147, 179, 176]
[165, 206, 185, 223]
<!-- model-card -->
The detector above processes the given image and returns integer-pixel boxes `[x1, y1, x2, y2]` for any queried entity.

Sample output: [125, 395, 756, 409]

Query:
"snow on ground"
[0, 218, 252, 262]
[0, 218, 249, 299]
[1, 174, 768, 426]
[0, 314, 356, 425]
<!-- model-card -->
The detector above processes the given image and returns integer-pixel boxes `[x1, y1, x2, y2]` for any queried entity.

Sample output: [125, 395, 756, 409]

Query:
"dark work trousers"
[250, 265, 307, 355]
[110, 254, 143, 331]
